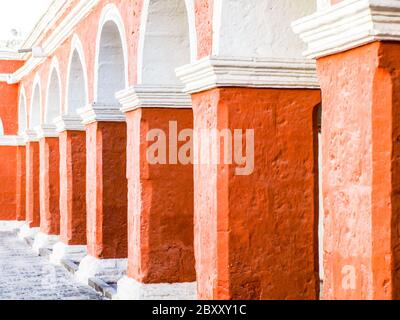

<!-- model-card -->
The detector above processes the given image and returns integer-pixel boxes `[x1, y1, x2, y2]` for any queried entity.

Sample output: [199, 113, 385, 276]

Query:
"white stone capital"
[22, 129, 39, 143]
[54, 115, 85, 133]
[0, 135, 25, 146]
[175, 56, 319, 94]
[116, 85, 192, 114]
[77, 103, 126, 125]
[35, 124, 58, 139]
[292, 0, 400, 59]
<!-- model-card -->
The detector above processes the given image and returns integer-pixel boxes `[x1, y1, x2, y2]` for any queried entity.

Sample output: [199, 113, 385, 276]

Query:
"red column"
[191, 88, 321, 300]
[116, 104, 196, 299]
[16, 145, 26, 221]
[39, 137, 60, 235]
[85, 121, 127, 259]
[26, 141, 40, 228]
[316, 42, 400, 300]
[126, 108, 195, 284]
[59, 131, 86, 245]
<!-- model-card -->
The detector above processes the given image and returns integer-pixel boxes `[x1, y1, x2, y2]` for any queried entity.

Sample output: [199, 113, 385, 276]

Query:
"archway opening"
[140, 0, 191, 85]
[96, 20, 126, 104]
[46, 68, 61, 125]
[67, 50, 87, 115]
[30, 83, 41, 130]
[19, 91, 27, 134]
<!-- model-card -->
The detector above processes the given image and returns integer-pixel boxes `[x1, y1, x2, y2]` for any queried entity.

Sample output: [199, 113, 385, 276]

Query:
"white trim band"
[0, 135, 25, 146]
[292, 0, 400, 59]
[116, 85, 193, 113]
[175, 56, 319, 94]
[54, 115, 85, 132]
[77, 103, 126, 125]
[35, 125, 59, 139]
[22, 130, 39, 143]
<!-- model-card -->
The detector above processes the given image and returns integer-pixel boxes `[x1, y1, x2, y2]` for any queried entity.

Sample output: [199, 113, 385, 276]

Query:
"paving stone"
[0, 231, 104, 300]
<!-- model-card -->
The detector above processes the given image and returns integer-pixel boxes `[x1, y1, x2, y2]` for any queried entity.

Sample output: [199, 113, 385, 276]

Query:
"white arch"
[45, 57, 62, 125]
[212, 0, 316, 59]
[29, 74, 42, 129]
[94, 4, 128, 104]
[137, 0, 197, 85]
[18, 86, 28, 134]
[65, 34, 89, 115]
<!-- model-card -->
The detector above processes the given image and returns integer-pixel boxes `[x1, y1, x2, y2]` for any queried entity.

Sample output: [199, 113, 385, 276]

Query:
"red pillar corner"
[126, 108, 196, 284]
[317, 41, 400, 300]
[85, 121, 128, 259]
[39, 137, 60, 235]
[26, 141, 40, 228]
[191, 88, 321, 300]
[59, 131, 86, 246]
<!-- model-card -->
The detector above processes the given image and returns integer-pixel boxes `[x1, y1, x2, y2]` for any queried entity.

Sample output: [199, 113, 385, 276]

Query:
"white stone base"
[49, 242, 87, 265]
[32, 232, 59, 254]
[75, 255, 127, 285]
[114, 276, 197, 300]
[0, 220, 25, 232]
[18, 224, 40, 240]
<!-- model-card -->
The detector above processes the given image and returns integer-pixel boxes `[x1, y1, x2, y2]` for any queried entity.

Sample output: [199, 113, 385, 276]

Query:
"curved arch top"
[18, 86, 28, 135]
[29, 74, 42, 130]
[137, 0, 197, 85]
[45, 57, 62, 125]
[94, 4, 129, 103]
[65, 34, 89, 115]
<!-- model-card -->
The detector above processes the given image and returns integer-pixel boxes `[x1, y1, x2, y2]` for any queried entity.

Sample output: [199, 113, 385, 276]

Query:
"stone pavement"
[0, 231, 103, 300]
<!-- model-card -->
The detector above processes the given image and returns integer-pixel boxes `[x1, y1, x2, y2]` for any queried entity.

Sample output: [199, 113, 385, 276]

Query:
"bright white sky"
[0, 0, 53, 47]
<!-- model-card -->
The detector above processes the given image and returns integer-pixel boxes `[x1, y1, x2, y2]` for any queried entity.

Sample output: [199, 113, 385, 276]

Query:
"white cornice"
[35, 124, 59, 140]
[8, 0, 100, 83]
[292, 0, 400, 59]
[22, 129, 39, 143]
[77, 103, 126, 125]
[175, 56, 319, 94]
[116, 85, 193, 113]
[54, 115, 85, 133]
[0, 74, 9, 83]
[0, 135, 25, 146]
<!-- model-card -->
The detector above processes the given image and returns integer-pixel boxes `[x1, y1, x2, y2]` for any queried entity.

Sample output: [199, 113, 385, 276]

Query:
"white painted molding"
[0, 74, 10, 83]
[292, 0, 400, 59]
[116, 85, 193, 114]
[8, 0, 101, 84]
[175, 56, 319, 94]
[77, 103, 126, 125]
[35, 124, 59, 139]
[0, 135, 25, 146]
[22, 129, 39, 143]
[54, 115, 85, 133]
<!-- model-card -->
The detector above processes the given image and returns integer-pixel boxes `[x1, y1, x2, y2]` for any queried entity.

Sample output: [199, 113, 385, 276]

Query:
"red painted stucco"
[191, 88, 321, 300]
[0, 146, 18, 220]
[39, 137, 60, 235]
[25, 141, 40, 228]
[85, 121, 127, 259]
[317, 41, 400, 300]
[16, 145, 26, 221]
[59, 131, 86, 245]
[126, 108, 195, 284]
